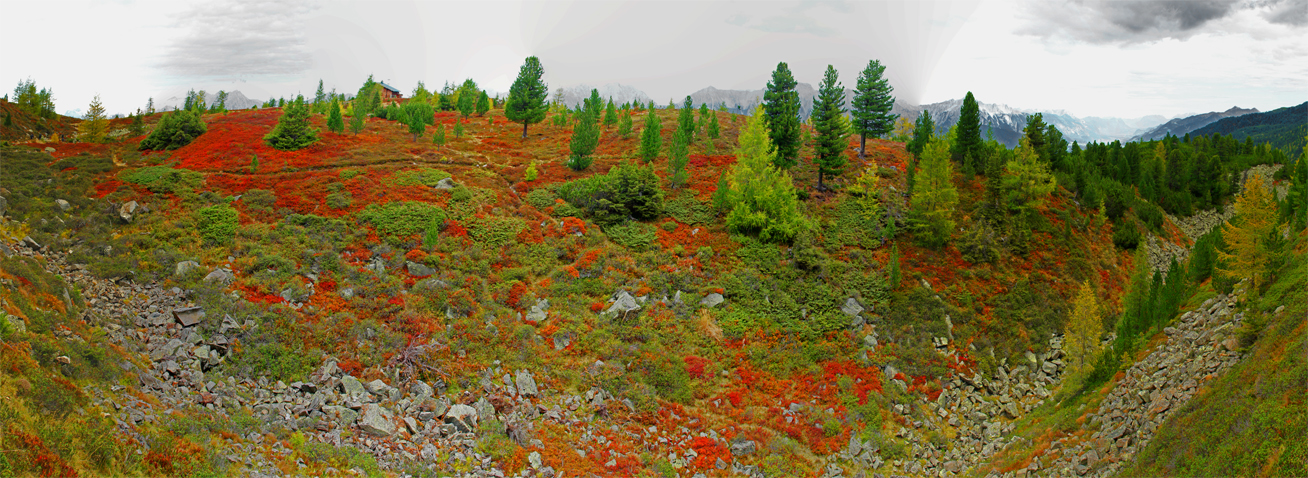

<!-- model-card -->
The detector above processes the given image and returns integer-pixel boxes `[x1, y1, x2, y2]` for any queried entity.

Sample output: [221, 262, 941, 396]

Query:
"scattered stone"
[841, 297, 865, 317]
[434, 177, 458, 189]
[54, 199, 71, 211]
[357, 404, 396, 437]
[174, 261, 200, 276]
[118, 201, 139, 223]
[730, 439, 757, 456]
[203, 268, 235, 285]
[406, 261, 435, 277]
[172, 307, 205, 327]
[606, 290, 641, 315]
[445, 404, 478, 432]
[515, 370, 539, 397]
[700, 293, 724, 308]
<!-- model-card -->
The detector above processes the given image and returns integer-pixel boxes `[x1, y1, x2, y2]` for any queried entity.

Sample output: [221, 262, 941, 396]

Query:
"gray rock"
[5, 314, 27, 334]
[863, 335, 878, 348]
[474, 397, 496, 423]
[841, 297, 865, 317]
[55, 199, 71, 211]
[406, 261, 435, 277]
[357, 404, 396, 436]
[526, 299, 549, 322]
[515, 370, 539, 397]
[434, 177, 458, 189]
[175, 261, 200, 276]
[606, 290, 641, 315]
[730, 439, 757, 456]
[410, 381, 434, 400]
[339, 376, 367, 399]
[322, 405, 358, 427]
[0, 196, 6, 216]
[445, 403, 478, 432]
[529, 451, 543, 469]
[118, 201, 139, 223]
[338, 287, 355, 299]
[203, 268, 235, 285]
[364, 379, 391, 396]
[172, 307, 205, 327]
[700, 293, 724, 308]
[553, 334, 571, 351]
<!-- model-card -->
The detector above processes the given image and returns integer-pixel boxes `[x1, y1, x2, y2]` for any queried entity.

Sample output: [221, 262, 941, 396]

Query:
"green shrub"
[1112, 222, 1141, 250]
[264, 95, 318, 151]
[196, 204, 239, 245]
[605, 221, 656, 251]
[358, 201, 446, 241]
[340, 168, 362, 179]
[1135, 200, 1165, 232]
[467, 216, 525, 248]
[393, 168, 451, 187]
[555, 161, 663, 226]
[139, 109, 206, 150]
[326, 191, 353, 210]
[664, 194, 714, 225]
[243, 189, 276, 212]
[526, 188, 556, 210]
[119, 165, 205, 194]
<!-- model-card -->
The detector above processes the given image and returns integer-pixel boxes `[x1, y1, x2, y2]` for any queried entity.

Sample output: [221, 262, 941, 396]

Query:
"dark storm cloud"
[158, 0, 315, 77]
[1020, 0, 1302, 44]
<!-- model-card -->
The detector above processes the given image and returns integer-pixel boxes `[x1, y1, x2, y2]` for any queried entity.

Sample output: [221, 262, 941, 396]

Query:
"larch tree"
[762, 62, 802, 169]
[850, 59, 897, 160]
[1065, 280, 1103, 378]
[640, 108, 662, 163]
[953, 91, 983, 176]
[210, 90, 228, 113]
[1004, 136, 1057, 217]
[1217, 173, 1281, 292]
[811, 65, 849, 190]
[504, 56, 549, 139]
[909, 136, 959, 249]
[78, 94, 109, 143]
[722, 107, 808, 243]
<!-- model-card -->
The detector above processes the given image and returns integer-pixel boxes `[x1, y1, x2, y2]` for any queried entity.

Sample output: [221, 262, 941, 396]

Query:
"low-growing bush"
[119, 165, 205, 194]
[605, 221, 657, 251]
[139, 109, 206, 150]
[358, 201, 447, 243]
[393, 168, 451, 187]
[196, 204, 239, 245]
[555, 161, 663, 226]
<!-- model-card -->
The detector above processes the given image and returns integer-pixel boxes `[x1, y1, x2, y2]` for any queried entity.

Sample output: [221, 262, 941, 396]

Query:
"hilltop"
[0, 91, 1302, 478]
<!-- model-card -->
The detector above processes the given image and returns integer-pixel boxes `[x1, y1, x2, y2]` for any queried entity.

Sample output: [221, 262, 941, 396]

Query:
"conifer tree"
[265, 95, 319, 150]
[129, 109, 145, 136]
[453, 119, 464, 138]
[78, 94, 109, 143]
[667, 130, 690, 189]
[584, 89, 603, 124]
[402, 103, 426, 141]
[888, 243, 902, 287]
[811, 65, 849, 190]
[707, 109, 720, 140]
[471, 90, 487, 116]
[953, 92, 983, 176]
[723, 107, 808, 243]
[603, 98, 618, 128]
[1065, 280, 1103, 378]
[908, 110, 934, 158]
[457, 87, 475, 119]
[617, 110, 633, 138]
[411, 81, 431, 104]
[349, 108, 365, 135]
[851, 59, 897, 160]
[640, 108, 662, 163]
[139, 109, 206, 150]
[763, 62, 802, 169]
[327, 98, 345, 134]
[568, 111, 599, 170]
[1217, 173, 1281, 292]
[677, 96, 696, 144]
[210, 91, 228, 113]
[505, 56, 549, 139]
[698, 103, 710, 135]
[1004, 136, 1057, 217]
[909, 136, 958, 249]
[434, 124, 446, 146]
[356, 75, 380, 117]
[314, 79, 326, 110]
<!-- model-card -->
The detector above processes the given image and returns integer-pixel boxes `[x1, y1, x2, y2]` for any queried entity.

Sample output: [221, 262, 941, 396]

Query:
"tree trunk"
[522, 122, 528, 139]
[859, 133, 867, 160]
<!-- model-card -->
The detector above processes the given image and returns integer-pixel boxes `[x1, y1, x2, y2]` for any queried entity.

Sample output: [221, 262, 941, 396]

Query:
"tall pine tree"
[811, 65, 849, 190]
[640, 109, 662, 163]
[908, 110, 934, 158]
[568, 111, 600, 170]
[327, 97, 345, 134]
[505, 56, 549, 139]
[953, 92, 983, 176]
[678, 96, 696, 143]
[264, 95, 319, 151]
[762, 62, 802, 169]
[910, 136, 959, 249]
[850, 59, 897, 160]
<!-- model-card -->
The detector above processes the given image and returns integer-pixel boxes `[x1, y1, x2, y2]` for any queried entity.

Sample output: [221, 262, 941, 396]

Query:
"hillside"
[1189, 101, 1308, 159]
[1131, 106, 1258, 141]
[0, 97, 1300, 477]
[0, 99, 81, 142]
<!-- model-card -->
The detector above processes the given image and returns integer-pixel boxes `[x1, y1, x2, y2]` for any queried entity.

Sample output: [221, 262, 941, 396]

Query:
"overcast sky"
[2, 0, 1304, 119]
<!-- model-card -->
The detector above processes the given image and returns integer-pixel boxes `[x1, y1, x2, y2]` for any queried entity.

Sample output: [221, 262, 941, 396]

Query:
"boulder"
[118, 201, 139, 223]
[841, 297, 865, 317]
[515, 370, 539, 397]
[474, 397, 496, 422]
[364, 379, 391, 396]
[699, 293, 724, 308]
[434, 177, 458, 189]
[410, 381, 434, 400]
[203, 268, 235, 285]
[175, 261, 200, 276]
[525, 299, 549, 322]
[406, 261, 436, 277]
[339, 375, 367, 399]
[322, 405, 359, 427]
[445, 403, 478, 432]
[54, 199, 71, 211]
[730, 439, 757, 456]
[172, 307, 205, 327]
[606, 290, 641, 315]
[357, 404, 396, 436]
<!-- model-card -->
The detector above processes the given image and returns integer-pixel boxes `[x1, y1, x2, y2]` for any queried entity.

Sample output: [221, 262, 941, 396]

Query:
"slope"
[1131, 106, 1258, 141]
[1189, 101, 1307, 159]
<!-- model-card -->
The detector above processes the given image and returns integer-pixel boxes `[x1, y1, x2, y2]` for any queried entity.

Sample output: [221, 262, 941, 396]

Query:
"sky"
[1, 0, 1305, 119]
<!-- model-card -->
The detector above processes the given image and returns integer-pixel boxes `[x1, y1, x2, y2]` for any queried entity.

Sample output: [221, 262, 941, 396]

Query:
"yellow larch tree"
[1216, 173, 1280, 291]
[1065, 279, 1102, 378]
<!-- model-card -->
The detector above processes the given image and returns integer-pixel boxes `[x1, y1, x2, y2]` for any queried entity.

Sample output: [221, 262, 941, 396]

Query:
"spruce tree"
[640, 109, 662, 163]
[349, 108, 365, 135]
[811, 65, 849, 190]
[327, 98, 345, 134]
[618, 110, 633, 138]
[210, 90, 228, 113]
[453, 119, 464, 138]
[265, 95, 319, 151]
[763, 62, 802, 169]
[139, 109, 206, 150]
[603, 98, 618, 128]
[477, 90, 491, 116]
[907, 110, 934, 158]
[402, 103, 426, 141]
[954, 91, 983, 176]
[505, 56, 549, 139]
[356, 75, 380, 117]
[129, 109, 145, 136]
[698, 103, 710, 135]
[851, 59, 897, 160]
[677, 96, 696, 144]
[457, 87, 475, 119]
[585, 89, 603, 124]
[668, 130, 690, 188]
[314, 79, 326, 110]
[434, 124, 446, 146]
[707, 109, 720, 140]
[568, 111, 599, 170]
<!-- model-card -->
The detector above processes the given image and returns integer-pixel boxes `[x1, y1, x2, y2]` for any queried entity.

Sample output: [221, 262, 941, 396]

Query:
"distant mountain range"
[1130, 106, 1259, 141]
[551, 84, 652, 109]
[157, 90, 261, 112]
[1189, 102, 1307, 159]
